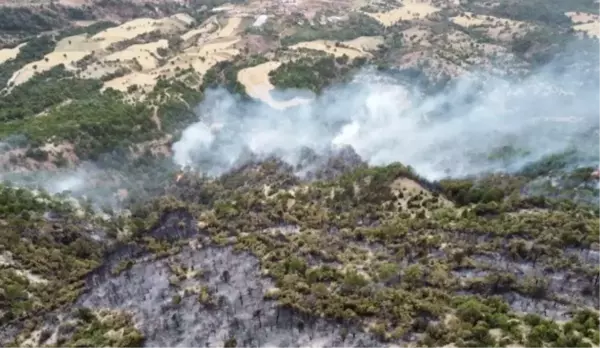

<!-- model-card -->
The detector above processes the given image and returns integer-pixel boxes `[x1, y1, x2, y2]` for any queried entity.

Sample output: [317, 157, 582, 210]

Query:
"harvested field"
[103, 71, 157, 93]
[95, 16, 244, 96]
[450, 12, 532, 41]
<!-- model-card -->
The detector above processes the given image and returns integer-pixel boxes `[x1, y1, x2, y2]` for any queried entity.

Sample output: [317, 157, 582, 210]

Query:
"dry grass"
[9, 50, 90, 86]
[363, 1, 440, 27]
[4, 13, 249, 98]
[102, 39, 168, 70]
[0, 42, 25, 64]
[90, 16, 190, 50]
[389, 176, 453, 215]
[102, 71, 157, 93]
[450, 12, 533, 41]
[97, 16, 245, 96]
[289, 40, 366, 58]
[216, 16, 243, 38]
[181, 18, 219, 43]
[343, 35, 385, 51]
[289, 36, 383, 58]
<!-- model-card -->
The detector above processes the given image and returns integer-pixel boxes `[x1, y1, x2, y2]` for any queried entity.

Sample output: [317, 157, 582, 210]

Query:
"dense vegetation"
[470, 0, 599, 26]
[4, 150, 598, 346]
[0, 66, 102, 122]
[0, 7, 71, 35]
[269, 55, 366, 93]
[202, 55, 269, 97]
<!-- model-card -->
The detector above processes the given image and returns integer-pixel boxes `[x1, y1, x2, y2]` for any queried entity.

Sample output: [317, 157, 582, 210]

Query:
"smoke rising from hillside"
[173, 45, 599, 181]
[1, 41, 597, 203]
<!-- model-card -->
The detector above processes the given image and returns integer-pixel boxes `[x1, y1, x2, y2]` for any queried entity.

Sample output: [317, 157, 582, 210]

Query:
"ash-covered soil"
[78, 246, 385, 347]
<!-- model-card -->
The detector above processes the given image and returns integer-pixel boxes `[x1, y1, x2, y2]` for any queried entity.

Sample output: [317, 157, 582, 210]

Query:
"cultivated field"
[363, 0, 440, 26]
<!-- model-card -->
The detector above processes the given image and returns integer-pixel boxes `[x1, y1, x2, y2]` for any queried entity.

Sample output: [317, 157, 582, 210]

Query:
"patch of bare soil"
[389, 176, 453, 214]
[239, 34, 277, 55]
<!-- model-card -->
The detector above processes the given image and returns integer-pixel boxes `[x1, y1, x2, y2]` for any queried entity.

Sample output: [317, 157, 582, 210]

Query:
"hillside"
[0, 0, 599, 346]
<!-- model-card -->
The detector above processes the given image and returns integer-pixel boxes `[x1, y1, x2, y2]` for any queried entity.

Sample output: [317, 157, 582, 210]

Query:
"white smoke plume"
[1, 40, 597, 202]
[172, 46, 599, 181]
[0, 163, 125, 209]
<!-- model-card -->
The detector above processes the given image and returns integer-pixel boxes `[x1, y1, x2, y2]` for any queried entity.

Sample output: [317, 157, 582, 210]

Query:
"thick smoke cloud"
[172, 43, 599, 181]
[0, 40, 597, 201]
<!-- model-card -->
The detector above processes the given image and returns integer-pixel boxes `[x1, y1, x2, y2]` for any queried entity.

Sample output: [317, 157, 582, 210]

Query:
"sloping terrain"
[1, 154, 599, 347]
[237, 61, 313, 110]
[0, 0, 192, 46]
[0, 0, 598, 346]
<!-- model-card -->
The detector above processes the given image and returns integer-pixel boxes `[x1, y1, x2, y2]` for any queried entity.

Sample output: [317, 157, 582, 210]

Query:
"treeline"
[0, 65, 102, 122]
[0, 4, 101, 40]
[269, 55, 366, 93]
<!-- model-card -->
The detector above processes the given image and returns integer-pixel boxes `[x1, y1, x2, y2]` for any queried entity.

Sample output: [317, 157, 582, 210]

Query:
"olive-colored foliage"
[2, 155, 599, 347]
[1, 92, 157, 160]
[0, 72, 210, 161]
[0, 65, 102, 122]
[0, 184, 104, 325]
[0, 14, 598, 345]
[123, 161, 599, 346]
[64, 309, 144, 347]
[269, 55, 366, 93]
